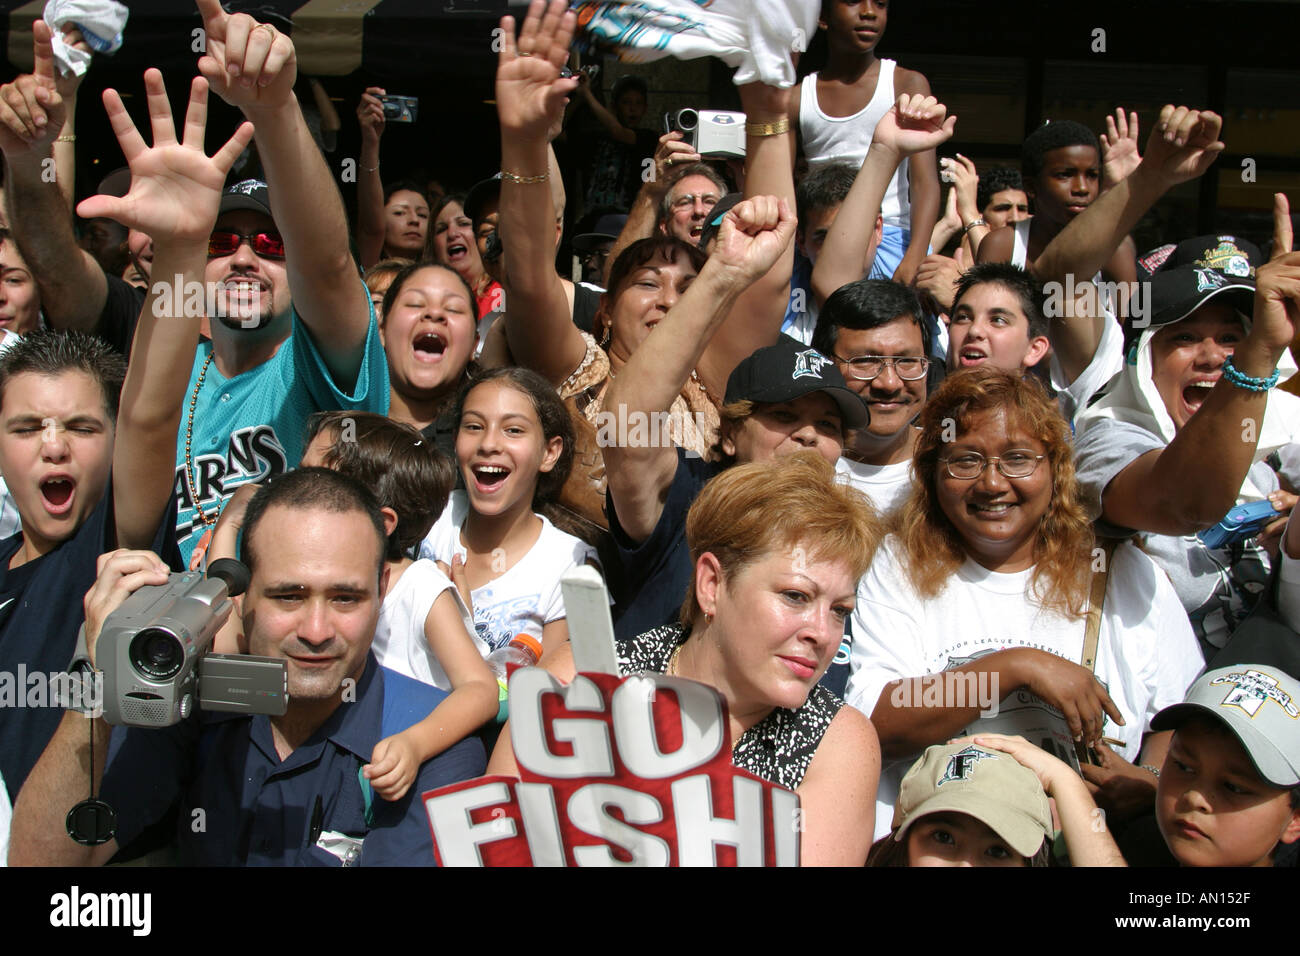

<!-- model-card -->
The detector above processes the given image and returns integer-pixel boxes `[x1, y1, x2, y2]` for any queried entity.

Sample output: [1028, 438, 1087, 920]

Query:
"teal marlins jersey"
[172, 304, 389, 562]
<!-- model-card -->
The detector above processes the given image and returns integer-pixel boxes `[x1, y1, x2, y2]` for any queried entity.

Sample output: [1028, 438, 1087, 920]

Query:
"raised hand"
[943, 152, 980, 218]
[1138, 104, 1224, 186]
[195, 0, 296, 114]
[709, 195, 796, 284]
[1245, 193, 1300, 359]
[1100, 107, 1141, 186]
[872, 93, 957, 157]
[357, 86, 386, 145]
[76, 70, 254, 248]
[52, 25, 94, 100]
[0, 20, 65, 157]
[495, 0, 579, 139]
[956, 733, 1075, 796]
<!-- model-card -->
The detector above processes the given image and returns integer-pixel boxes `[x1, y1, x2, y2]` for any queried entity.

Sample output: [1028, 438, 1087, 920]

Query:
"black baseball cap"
[1136, 234, 1260, 332]
[464, 174, 503, 228]
[697, 192, 744, 250]
[573, 213, 627, 254]
[219, 179, 274, 219]
[725, 336, 869, 430]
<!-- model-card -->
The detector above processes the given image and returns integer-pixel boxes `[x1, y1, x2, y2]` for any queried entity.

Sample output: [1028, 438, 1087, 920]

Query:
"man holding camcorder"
[8, 468, 485, 866]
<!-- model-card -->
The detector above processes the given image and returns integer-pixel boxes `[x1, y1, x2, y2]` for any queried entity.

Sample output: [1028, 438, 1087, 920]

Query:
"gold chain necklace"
[184, 352, 219, 528]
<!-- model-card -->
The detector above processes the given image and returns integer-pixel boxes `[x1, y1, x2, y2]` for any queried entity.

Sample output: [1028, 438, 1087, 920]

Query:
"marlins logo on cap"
[792, 348, 833, 380]
[938, 745, 996, 785]
[1197, 238, 1255, 279]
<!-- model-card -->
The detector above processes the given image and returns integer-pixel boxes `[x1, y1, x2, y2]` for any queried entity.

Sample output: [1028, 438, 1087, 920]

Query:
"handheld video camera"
[663, 109, 746, 160]
[75, 558, 288, 728]
[378, 94, 419, 124]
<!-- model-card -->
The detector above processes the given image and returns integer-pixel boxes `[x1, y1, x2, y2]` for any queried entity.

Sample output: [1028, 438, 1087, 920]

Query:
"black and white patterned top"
[617, 624, 843, 791]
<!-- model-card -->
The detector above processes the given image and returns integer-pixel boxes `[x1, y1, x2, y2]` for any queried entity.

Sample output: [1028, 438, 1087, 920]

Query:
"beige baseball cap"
[893, 743, 1052, 858]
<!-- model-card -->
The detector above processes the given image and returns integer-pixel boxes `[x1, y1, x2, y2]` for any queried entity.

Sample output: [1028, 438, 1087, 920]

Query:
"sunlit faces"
[1149, 305, 1246, 432]
[832, 317, 926, 443]
[721, 393, 845, 466]
[1156, 719, 1300, 867]
[242, 505, 386, 703]
[1027, 145, 1099, 227]
[456, 380, 563, 520]
[0, 370, 114, 559]
[820, 0, 888, 53]
[0, 240, 40, 335]
[431, 201, 482, 281]
[383, 189, 429, 258]
[380, 266, 477, 400]
[204, 210, 291, 331]
[982, 189, 1030, 230]
[905, 813, 1030, 867]
[947, 282, 1049, 373]
[663, 174, 721, 244]
[935, 406, 1052, 573]
[601, 249, 698, 363]
[703, 544, 856, 713]
[798, 204, 840, 266]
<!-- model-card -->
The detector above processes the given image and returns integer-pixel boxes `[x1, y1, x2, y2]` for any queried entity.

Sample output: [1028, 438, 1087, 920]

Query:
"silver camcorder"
[77, 559, 288, 728]
[663, 109, 746, 159]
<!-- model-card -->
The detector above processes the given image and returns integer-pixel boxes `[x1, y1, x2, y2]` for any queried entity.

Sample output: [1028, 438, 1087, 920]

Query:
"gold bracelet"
[745, 117, 789, 137]
[56, 134, 76, 143]
[501, 169, 549, 185]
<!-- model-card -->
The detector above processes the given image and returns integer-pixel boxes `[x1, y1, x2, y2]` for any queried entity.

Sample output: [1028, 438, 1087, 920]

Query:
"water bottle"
[485, 634, 543, 723]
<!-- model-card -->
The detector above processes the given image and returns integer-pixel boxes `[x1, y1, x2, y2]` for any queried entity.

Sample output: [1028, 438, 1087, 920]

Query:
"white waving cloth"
[44, 0, 129, 77]
[574, 0, 817, 88]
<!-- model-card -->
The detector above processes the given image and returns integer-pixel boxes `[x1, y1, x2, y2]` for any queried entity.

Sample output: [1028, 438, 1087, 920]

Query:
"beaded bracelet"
[1222, 355, 1279, 392]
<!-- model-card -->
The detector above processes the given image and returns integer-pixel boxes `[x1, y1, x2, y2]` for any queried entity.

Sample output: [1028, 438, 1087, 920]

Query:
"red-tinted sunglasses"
[207, 229, 286, 260]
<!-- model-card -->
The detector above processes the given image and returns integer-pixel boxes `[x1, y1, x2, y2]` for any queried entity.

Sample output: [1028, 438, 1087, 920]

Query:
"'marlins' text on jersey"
[173, 424, 288, 540]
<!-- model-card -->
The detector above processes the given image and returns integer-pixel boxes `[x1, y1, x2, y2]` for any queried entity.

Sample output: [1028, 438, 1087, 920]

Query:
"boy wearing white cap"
[1152, 665, 1300, 867]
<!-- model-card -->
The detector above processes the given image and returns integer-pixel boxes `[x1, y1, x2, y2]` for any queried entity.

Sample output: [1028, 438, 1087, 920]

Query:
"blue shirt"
[100, 655, 485, 866]
[172, 299, 390, 562]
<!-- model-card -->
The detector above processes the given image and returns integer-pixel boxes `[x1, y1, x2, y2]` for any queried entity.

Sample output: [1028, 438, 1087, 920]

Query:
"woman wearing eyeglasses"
[845, 367, 1202, 842]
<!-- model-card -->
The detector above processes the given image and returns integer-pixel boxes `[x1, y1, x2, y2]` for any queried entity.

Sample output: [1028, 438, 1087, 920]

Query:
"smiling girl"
[420, 367, 599, 654]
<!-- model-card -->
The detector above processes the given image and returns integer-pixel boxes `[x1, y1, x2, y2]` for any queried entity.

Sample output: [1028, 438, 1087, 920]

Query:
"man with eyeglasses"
[812, 278, 933, 515]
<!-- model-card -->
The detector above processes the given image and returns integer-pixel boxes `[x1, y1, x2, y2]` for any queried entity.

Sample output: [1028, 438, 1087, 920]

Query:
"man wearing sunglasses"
[812, 278, 932, 516]
[169, 2, 386, 565]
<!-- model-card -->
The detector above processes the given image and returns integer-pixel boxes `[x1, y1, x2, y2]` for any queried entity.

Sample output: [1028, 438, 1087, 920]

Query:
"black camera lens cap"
[67, 798, 117, 846]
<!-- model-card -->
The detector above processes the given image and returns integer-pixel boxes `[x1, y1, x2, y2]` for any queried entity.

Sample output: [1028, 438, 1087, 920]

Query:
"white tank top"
[1011, 218, 1031, 268]
[799, 61, 909, 227]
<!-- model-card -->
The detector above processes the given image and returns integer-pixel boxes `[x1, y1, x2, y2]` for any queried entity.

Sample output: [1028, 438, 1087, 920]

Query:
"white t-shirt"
[420, 491, 601, 652]
[374, 558, 483, 690]
[1050, 298, 1124, 425]
[846, 536, 1203, 840]
[835, 456, 913, 516]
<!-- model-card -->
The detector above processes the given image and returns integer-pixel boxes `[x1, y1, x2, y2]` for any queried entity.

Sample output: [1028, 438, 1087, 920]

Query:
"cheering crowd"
[0, 0, 1298, 868]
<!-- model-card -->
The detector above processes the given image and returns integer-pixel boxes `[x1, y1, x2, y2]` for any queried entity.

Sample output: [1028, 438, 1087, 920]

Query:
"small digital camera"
[1197, 499, 1281, 549]
[378, 94, 419, 124]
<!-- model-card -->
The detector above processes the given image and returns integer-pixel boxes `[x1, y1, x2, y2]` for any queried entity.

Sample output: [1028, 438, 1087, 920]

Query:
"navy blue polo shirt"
[100, 654, 485, 866]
